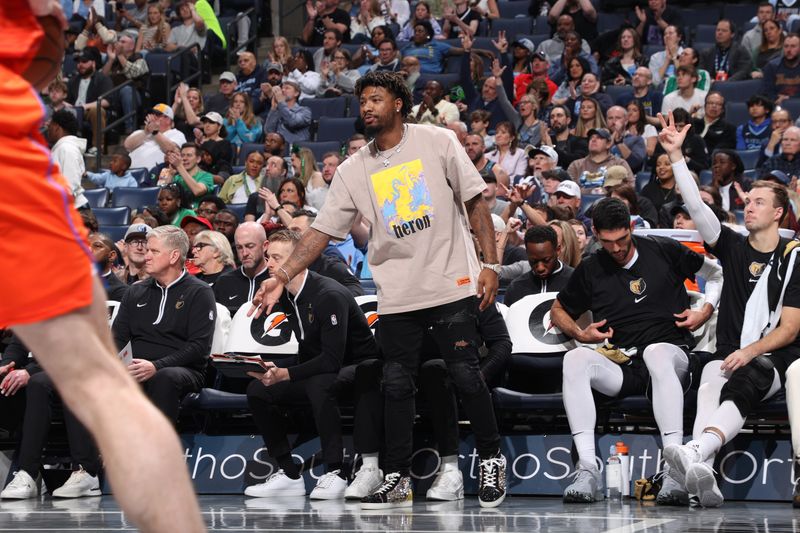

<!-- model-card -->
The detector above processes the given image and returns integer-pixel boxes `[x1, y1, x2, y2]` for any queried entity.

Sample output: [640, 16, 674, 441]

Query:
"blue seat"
[693, 24, 717, 44]
[237, 142, 264, 165]
[299, 96, 347, 119]
[739, 149, 761, 170]
[635, 171, 651, 193]
[734, 209, 745, 224]
[345, 94, 360, 117]
[128, 167, 149, 185]
[181, 388, 249, 411]
[581, 194, 603, 214]
[111, 187, 160, 211]
[226, 203, 248, 222]
[231, 165, 245, 174]
[84, 188, 109, 208]
[604, 85, 633, 105]
[712, 80, 764, 103]
[597, 12, 625, 34]
[683, 7, 722, 27]
[97, 225, 129, 242]
[296, 140, 341, 162]
[497, 1, 529, 19]
[93, 206, 131, 226]
[316, 117, 357, 142]
[779, 98, 800, 120]
[725, 102, 749, 128]
[492, 388, 564, 411]
[724, 4, 757, 28]
[699, 169, 713, 186]
[490, 17, 532, 39]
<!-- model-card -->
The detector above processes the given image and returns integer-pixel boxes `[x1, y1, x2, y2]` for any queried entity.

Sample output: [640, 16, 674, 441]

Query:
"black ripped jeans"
[379, 296, 500, 474]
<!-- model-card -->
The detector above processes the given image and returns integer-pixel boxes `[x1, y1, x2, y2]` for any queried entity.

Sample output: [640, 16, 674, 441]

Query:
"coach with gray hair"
[112, 225, 217, 423]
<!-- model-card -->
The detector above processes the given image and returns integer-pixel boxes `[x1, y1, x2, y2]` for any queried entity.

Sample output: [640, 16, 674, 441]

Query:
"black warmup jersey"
[213, 266, 270, 316]
[708, 225, 800, 353]
[558, 235, 703, 351]
[504, 261, 574, 307]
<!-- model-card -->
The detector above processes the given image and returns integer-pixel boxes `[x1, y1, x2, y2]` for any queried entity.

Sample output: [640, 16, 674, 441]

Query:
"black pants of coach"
[142, 366, 205, 423]
[246, 372, 343, 468]
[18, 372, 101, 477]
[379, 296, 500, 474]
[333, 361, 384, 456]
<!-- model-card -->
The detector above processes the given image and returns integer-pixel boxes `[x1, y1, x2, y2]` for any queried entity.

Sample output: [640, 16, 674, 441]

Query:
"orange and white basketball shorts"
[0, 8, 94, 328]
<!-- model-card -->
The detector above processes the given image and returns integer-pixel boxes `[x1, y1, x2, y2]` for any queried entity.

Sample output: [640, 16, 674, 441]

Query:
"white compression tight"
[783, 360, 800, 458]
[563, 344, 689, 469]
[692, 360, 781, 463]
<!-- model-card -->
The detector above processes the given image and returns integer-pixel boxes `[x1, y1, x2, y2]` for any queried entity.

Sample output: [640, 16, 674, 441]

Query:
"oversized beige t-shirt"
[312, 124, 486, 314]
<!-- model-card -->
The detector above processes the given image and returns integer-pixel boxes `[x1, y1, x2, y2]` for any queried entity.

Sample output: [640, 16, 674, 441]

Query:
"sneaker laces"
[479, 458, 503, 488]
[374, 472, 401, 495]
[264, 469, 288, 486]
[65, 466, 89, 484]
[315, 470, 341, 489]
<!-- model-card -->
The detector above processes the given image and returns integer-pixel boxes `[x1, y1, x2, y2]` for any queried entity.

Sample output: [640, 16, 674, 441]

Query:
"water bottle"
[616, 441, 630, 498]
[605, 445, 621, 501]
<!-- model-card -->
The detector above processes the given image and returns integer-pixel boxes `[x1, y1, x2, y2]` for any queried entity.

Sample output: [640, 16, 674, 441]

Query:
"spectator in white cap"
[120, 223, 154, 285]
[204, 71, 238, 116]
[522, 144, 559, 202]
[555, 180, 591, 231]
[124, 103, 187, 170]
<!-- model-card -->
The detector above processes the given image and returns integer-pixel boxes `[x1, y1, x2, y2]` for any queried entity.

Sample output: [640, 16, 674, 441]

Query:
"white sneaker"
[663, 443, 702, 487]
[426, 468, 464, 501]
[0, 471, 37, 500]
[686, 463, 724, 508]
[52, 467, 101, 498]
[309, 470, 347, 500]
[345, 466, 383, 500]
[244, 469, 306, 498]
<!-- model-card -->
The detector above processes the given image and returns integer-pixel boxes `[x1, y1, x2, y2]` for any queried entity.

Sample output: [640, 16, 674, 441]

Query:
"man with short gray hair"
[111, 225, 216, 423]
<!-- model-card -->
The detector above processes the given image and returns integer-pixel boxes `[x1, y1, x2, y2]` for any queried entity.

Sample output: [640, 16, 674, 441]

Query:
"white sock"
[361, 453, 379, 470]
[695, 431, 723, 463]
[574, 432, 597, 471]
[440, 455, 458, 472]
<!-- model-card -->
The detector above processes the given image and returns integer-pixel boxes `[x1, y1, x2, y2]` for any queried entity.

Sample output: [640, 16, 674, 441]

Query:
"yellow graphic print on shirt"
[371, 159, 434, 239]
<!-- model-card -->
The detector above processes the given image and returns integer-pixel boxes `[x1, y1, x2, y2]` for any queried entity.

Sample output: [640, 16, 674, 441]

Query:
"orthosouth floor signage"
[167, 432, 798, 501]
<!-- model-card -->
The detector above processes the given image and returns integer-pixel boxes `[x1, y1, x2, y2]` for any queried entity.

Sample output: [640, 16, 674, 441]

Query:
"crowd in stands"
[5, 0, 800, 509]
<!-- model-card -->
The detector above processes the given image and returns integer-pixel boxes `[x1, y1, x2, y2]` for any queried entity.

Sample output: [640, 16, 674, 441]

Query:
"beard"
[551, 123, 568, 134]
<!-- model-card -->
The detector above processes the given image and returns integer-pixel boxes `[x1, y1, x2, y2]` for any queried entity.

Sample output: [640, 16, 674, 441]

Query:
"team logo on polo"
[629, 278, 646, 295]
[527, 299, 569, 345]
[250, 311, 293, 346]
[749, 262, 766, 277]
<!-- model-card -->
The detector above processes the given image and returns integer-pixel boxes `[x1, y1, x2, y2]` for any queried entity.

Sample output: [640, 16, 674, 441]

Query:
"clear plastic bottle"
[616, 441, 630, 498]
[605, 445, 621, 501]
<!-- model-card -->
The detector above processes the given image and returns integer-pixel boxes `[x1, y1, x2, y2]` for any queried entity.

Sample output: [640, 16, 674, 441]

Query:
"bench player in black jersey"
[551, 197, 723, 505]
[658, 111, 800, 508]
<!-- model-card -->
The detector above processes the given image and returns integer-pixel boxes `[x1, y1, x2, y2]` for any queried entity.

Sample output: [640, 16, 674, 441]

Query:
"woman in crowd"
[626, 100, 658, 157]
[510, 40, 532, 78]
[199, 140, 233, 186]
[277, 177, 311, 211]
[350, 0, 385, 43]
[648, 25, 683, 88]
[567, 72, 612, 123]
[551, 56, 592, 106]
[551, 30, 597, 86]
[641, 153, 677, 212]
[572, 97, 606, 139]
[268, 36, 292, 71]
[157, 184, 195, 227]
[317, 49, 362, 96]
[495, 68, 551, 147]
[291, 146, 323, 188]
[609, 184, 651, 228]
[487, 121, 528, 185]
[403, 20, 465, 74]
[753, 19, 785, 74]
[548, 219, 581, 268]
[225, 92, 263, 149]
[195, 112, 232, 155]
[172, 84, 204, 139]
[219, 150, 265, 204]
[397, 1, 442, 42]
[136, 2, 171, 53]
[191, 230, 236, 286]
[601, 27, 648, 86]
[568, 219, 588, 253]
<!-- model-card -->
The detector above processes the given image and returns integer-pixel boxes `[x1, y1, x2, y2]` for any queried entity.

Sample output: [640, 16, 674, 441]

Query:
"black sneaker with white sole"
[360, 472, 413, 509]
[478, 453, 507, 508]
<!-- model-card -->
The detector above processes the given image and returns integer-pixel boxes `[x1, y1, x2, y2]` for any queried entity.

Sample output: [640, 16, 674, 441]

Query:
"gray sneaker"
[563, 465, 603, 503]
[663, 443, 702, 487]
[656, 468, 689, 506]
[686, 463, 724, 508]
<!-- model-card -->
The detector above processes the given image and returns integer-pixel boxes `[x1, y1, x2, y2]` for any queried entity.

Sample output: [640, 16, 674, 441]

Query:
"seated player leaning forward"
[655, 111, 800, 508]
[550, 197, 723, 505]
[244, 230, 379, 500]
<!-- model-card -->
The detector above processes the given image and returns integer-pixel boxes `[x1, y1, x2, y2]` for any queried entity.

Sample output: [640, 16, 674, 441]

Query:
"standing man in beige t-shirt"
[249, 71, 506, 509]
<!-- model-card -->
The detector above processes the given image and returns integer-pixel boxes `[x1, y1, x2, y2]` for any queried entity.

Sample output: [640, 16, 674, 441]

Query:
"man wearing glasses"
[120, 223, 153, 284]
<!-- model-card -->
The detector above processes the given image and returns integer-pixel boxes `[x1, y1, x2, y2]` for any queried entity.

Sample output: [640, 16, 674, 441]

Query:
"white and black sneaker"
[478, 453, 507, 508]
[360, 472, 413, 509]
